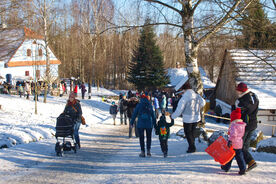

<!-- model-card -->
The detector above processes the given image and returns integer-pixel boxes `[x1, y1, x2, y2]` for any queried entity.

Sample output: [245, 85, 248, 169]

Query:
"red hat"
[141, 94, 147, 99]
[230, 108, 241, 122]
[236, 82, 248, 92]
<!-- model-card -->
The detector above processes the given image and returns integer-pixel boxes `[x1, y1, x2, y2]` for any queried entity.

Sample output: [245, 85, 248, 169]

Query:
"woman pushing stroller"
[63, 92, 83, 148]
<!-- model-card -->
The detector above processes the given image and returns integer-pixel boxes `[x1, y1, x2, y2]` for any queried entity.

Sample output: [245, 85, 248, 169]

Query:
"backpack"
[158, 116, 168, 137]
[139, 103, 151, 120]
[160, 126, 167, 136]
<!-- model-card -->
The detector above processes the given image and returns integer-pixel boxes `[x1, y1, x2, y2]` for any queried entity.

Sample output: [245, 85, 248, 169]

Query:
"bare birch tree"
[133, 0, 253, 95]
[30, 0, 58, 103]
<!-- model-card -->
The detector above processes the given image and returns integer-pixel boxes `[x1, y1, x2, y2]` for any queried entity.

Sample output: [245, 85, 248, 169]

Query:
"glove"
[227, 141, 232, 148]
[155, 129, 159, 135]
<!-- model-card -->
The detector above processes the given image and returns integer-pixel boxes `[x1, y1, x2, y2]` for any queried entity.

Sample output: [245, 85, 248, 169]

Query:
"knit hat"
[236, 82, 248, 93]
[230, 108, 241, 122]
[111, 101, 115, 105]
[69, 92, 75, 99]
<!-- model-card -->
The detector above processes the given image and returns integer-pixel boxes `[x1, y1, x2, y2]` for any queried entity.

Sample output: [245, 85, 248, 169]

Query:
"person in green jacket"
[155, 113, 174, 157]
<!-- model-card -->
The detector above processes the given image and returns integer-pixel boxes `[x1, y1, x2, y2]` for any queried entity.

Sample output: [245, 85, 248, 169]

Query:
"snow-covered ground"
[0, 91, 276, 184]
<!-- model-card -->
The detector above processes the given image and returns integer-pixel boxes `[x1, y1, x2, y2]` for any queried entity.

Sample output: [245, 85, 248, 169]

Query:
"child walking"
[221, 108, 247, 175]
[155, 113, 174, 157]
[110, 101, 118, 125]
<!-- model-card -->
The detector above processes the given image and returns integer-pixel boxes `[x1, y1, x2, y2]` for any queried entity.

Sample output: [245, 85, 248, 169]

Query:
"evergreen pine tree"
[237, 0, 274, 49]
[127, 19, 169, 91]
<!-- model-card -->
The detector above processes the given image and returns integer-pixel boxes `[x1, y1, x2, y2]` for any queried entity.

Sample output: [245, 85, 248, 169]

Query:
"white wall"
[10, 39, 58, 62]
[1, 38, 59, 81]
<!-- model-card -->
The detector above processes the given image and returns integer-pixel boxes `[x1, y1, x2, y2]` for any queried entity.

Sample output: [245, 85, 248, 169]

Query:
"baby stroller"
[55, 113, 77, 156]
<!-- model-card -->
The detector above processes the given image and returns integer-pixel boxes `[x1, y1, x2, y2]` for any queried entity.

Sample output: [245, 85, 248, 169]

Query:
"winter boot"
[186, 148, 196, 153]
[139, 151, 145, 157]
[163, 152, 168, 158]
[239, 170, 246, 175]
[221, 165, 229, 172]
[246, 160, 257, 172]
[147, 150, 151, 157]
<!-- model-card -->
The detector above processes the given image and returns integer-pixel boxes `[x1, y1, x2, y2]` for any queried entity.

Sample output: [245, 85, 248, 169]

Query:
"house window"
[39, 49, 43, 56]
[36, 70, 40, 78]
[27, 49, 31, 56]
[25, 71, 29, 76]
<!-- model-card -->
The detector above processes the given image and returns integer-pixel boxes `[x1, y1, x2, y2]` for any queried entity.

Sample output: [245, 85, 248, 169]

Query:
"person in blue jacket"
[130, 93, 156, 157]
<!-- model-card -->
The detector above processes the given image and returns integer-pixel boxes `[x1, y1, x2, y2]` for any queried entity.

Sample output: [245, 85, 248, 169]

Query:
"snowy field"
[0, 90, 276, 184]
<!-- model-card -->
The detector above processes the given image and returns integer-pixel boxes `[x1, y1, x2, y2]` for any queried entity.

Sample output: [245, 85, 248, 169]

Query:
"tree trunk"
[182, 1, 203, 95]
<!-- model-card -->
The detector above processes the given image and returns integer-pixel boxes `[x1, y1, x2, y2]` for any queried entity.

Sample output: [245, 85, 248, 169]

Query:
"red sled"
[205, 136, 236, 165]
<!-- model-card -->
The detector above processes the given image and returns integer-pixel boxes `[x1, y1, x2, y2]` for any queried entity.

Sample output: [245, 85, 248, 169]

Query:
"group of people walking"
[64, 80, 259, 176]
[109, 81, 259, 176]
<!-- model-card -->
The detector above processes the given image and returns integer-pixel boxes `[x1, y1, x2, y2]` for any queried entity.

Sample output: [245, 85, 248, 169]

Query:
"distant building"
[0, 27, 61, 83]
[214, 49, 276, 136]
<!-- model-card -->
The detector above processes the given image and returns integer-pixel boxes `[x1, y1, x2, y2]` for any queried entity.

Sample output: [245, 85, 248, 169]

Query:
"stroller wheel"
[55, 142, 63, 157]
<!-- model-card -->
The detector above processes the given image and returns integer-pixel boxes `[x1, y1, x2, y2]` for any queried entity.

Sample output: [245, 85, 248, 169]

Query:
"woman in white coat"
[171, 81, 205, 153]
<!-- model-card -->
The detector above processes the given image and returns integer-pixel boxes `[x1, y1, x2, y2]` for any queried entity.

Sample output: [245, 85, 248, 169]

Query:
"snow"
[228, 49, 276, 110]
[257, 137, 276, 148]
[0, 90, 276, 183]
[167, 67, 215, 90]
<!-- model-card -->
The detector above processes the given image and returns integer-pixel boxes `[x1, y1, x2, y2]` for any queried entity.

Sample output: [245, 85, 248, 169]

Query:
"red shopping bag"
[205, 136, 236, 165]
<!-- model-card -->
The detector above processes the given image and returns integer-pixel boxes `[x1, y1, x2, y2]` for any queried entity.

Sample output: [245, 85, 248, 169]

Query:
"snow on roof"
[167, 67, 215, 90]
[229, 49, 276, 85]
[229, 49, 276, 110]
[0, 27, 44, 63]
[0, 28, 25, 63]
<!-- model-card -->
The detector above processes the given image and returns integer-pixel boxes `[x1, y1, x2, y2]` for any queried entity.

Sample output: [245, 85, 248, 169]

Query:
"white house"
[0, 27, 61, 83]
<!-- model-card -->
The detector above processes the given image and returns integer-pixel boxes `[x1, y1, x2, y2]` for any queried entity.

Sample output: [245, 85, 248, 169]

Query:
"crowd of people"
[1, 78, 259, 175]
[0, 79, 89, 101]
[108, 81, 259, 176]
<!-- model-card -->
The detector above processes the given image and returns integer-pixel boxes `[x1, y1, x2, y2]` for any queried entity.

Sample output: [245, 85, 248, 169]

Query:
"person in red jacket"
[74, 84, 78, 97]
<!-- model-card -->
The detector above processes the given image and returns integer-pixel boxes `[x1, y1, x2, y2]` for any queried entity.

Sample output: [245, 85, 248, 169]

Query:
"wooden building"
[214, 49, 276, 136]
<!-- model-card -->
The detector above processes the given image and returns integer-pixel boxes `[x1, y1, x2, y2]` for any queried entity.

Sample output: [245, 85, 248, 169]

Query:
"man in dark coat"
[119, 94, 128, 125]
[80, 82, 86, 99]
[234, 82, 259, 172]
[125, 97, 139, 138]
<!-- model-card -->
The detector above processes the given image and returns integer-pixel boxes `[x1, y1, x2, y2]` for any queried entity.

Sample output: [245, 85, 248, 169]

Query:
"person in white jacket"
[171, 81, 206, 153]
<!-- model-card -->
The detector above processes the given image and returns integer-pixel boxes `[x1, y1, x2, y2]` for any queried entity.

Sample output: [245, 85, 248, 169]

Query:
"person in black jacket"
[110, 101, 118, 125]
[125, 97, 139, 138]
[64, 93, 83, 148]
[156, 113, 174, 157]
[119, 94, 128, 125]
[234, 82, 259, 172]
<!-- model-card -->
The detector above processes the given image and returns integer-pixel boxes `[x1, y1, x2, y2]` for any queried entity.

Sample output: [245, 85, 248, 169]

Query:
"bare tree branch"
[272, 0, 276, 9]
[196, 0, 253, 46]
[145, 0, 182, 15]
[247, 49, 276, 72]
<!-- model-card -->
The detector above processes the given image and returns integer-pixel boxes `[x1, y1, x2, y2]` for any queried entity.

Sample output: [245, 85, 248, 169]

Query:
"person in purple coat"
[80, 82, 87, 99]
